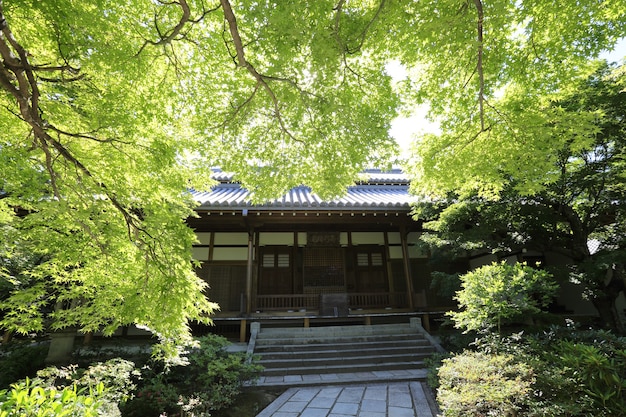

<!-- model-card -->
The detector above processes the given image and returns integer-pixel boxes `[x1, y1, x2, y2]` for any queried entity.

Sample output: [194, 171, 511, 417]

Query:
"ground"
[213, 387, 284, 417]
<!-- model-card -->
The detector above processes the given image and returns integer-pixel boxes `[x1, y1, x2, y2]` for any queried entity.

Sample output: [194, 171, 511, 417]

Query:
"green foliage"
[449, 262, 558, 333]
[556, 342, 626, 413]
[437, 328, 626, 416]
[424, 352, 451, 390]
[429, 271, 461, 299]
[0, 0, 404, 355]
[437, 351, 534, 417]
[34, 359, 139, 407]
[121, 334, 262, 417]
[121, 377, 180, 417]
[184, 335, 263, 413]
[413, 63, 626, 330]
[0, 378, 104, 417]
[0, 342, 48, 389]
[1, 0, 624, 356]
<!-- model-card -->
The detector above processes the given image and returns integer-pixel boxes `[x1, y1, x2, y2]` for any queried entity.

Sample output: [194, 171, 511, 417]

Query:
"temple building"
[188, 169, 446, 340]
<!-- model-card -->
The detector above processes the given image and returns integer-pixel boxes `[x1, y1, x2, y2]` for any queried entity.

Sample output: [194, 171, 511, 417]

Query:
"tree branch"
[333, 0, 386, 55]
[0, 4, 147, 241]
[136, 0, 221, 56]
[220, 0, 301, 143]
[474, 0, 485, 131]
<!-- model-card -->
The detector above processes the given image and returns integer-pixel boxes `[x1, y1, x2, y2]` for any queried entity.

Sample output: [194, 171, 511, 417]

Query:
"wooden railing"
[255, 294, 319, 311]
[349, 292, 407, 309]
[255, 292, 408, 311]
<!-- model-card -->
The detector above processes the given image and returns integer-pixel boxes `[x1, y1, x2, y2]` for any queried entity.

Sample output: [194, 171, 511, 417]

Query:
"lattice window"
[303, 247, 345, 288]
[205, 265, 246, 311]
[356, 251, 384, 267]
[262, 253, 290, 268]
[262, 254, 274, 268]
[277, 253, 290, 267]
[357, 253, 369, 267]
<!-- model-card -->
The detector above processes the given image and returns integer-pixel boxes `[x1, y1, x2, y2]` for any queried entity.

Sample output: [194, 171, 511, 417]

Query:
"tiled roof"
[193, 170, 416, 211]
[208, 169, 409, 185]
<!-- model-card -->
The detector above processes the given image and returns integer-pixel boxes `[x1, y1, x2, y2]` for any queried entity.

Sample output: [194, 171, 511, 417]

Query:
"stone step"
[250, 322, 442, 387]
[253, 369, 430, 388]
[260, 360, 428, 376]
[254, 337, 431, 351]
[258, 352, 432, 370]
[256, 344, 434, 359]
[257, 323, 417, 338]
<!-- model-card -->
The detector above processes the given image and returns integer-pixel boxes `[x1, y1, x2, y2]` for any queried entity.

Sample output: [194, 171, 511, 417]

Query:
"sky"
[390, 38, 626, 156]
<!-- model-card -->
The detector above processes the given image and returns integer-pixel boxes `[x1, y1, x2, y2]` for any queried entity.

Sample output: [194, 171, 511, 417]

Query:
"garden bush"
[121, 334, 262, 417]
[0, 341, 48, 389]
[449, 262, 557, 334]
[34, 358, 139, 416]
[437, 351, 534, 417]
[437, 329, 626, 417]
[0, 378, 104, 417]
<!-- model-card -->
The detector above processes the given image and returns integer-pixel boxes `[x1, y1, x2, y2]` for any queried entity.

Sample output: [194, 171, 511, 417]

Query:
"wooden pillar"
[400, 226, 415, 309]
[83, 332, 94, 345]
[245, 230, 254, 315]
[384, 232, 395, 293]
[240, 319, 247, 343]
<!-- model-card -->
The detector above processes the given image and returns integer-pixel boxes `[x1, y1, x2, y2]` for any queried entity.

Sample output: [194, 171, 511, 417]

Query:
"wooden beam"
[400, 226, 415, 309]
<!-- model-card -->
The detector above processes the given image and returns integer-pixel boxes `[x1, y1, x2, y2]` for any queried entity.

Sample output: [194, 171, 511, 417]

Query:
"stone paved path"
[255, 381, 436, 417]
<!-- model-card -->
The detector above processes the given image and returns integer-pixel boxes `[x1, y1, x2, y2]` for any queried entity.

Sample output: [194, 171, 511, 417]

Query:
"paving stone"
[337, 387, 365, 403]
[254, 382, 436, 417]
[265, 376, 285, 383]
[300, 408, 331, 417]
[331, 402, 359, 415]
[291, 388, 320, 402]
[317, 387, 343, 399]
[278, 401, 308, 413]
[284, 375, 303, 383]
[409, 382, 434, 417]
[388, 406, 416, 417]
[371, 370, 394, 378]
[360, 399, 386, 413]
[309, 396, 335, 409]
[389, 370, 411, 376]
[389, 392, 412, 408]
[357, 412, 386, 417]
[389, 383, 411, 393]
[363, 386, 387, 400]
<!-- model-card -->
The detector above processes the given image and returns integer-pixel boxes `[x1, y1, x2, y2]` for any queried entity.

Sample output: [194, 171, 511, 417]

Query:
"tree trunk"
[591, 272, 625, 334]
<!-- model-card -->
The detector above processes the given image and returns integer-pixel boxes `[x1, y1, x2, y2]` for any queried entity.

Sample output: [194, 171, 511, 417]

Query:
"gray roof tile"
[192, 177, 416, 211]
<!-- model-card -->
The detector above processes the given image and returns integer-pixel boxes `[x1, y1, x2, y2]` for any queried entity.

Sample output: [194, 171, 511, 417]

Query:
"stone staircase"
[250, 320, 442, 387]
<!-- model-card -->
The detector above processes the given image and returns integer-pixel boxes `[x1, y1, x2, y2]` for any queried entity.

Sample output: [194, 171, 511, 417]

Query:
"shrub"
[121, 334, 263, 416]
[437, 351, 534, 417]
[0, 378, 104, 417]
[452, 329, 626, 416]
[554, 341, 626, 415]
[120, 375, 180, 417]
[34, 358, 139, 416]
[449, 262, 557, 334]
[424, 353, 450, 390]
[0, 341, 48, 389]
